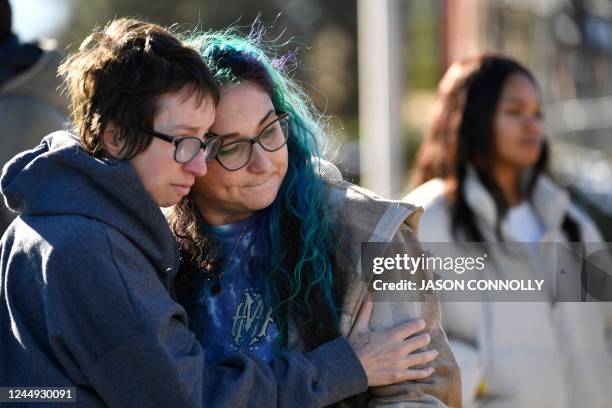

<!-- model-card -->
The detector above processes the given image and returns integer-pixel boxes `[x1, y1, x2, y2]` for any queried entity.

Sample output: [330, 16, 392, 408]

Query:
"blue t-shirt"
[188, 214, 279, 364]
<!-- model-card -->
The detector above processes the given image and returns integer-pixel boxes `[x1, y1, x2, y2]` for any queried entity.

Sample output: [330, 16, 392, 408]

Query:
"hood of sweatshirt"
[0, 131, 178, 278]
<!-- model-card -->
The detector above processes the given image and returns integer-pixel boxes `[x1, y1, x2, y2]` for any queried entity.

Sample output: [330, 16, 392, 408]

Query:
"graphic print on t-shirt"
[231, 290, 274, 346]
[189, 214, 279, 364]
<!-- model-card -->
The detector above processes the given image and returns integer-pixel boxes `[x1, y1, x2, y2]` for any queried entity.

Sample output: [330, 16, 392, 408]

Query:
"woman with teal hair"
[169, 29, 460, 406]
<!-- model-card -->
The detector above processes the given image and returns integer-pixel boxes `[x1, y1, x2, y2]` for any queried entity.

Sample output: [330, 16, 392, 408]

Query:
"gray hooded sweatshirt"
[0, 131, 367, 407]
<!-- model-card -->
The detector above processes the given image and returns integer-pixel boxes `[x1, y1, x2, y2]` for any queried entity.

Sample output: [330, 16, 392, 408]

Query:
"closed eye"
[260, 127, 276, 139]
[218, 145, 240, 156]
[218, 140, 249, 155]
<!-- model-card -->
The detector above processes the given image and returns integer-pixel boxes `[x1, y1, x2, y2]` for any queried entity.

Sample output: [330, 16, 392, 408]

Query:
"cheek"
[193, 166, 240, 198]
[494, 116, 521, 154]
[275, 147, 289, 177]
[131, 158, 180, 207]
[495, 116, 516, 140]
[133, 151, 166, 190]
[192, 177, 221, 200]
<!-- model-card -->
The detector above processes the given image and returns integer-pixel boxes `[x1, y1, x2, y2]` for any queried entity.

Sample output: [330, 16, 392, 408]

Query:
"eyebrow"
[214, 110, 277, 139]
[501, 96, 539, 104]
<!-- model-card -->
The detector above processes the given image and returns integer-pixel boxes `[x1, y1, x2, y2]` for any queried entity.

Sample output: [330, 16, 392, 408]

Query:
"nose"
[525, 115, 542, 135]
[183, 148, 207, 177]
[247, 143, 273, 173]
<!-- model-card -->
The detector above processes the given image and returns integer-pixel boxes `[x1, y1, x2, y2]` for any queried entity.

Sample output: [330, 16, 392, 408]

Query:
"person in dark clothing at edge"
[0, 0, 70, 234]
[0, 18, 445, 407]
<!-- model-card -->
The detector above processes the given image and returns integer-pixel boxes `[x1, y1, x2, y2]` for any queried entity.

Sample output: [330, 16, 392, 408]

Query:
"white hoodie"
[404, 168, 612, 408]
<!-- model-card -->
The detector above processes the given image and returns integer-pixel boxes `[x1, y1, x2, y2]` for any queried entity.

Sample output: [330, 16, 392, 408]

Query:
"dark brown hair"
[410, 56, 483, 188]
[411, 54, 580, 242]
[59, 18, 219, 158]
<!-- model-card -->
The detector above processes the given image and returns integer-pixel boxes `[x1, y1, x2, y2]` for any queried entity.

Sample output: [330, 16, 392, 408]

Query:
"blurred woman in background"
[405, 54, 612, 407]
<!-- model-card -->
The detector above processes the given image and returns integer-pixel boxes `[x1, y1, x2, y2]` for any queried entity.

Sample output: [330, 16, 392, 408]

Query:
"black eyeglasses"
[140, 129, 223, 164]
[206, 112, 289, 171]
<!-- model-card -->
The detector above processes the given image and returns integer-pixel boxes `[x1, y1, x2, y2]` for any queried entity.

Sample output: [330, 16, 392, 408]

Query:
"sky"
[10, 0, 71, 42]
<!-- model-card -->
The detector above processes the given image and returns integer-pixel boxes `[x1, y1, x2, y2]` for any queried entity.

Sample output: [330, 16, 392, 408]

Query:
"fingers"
[390, 318, 426, 340]
[404, 366, 436, 381]
[385, 365, 436, 385]
[351, 292, 373, 335]
[402, 348, 439, 368]
[401, 332, 431, 354]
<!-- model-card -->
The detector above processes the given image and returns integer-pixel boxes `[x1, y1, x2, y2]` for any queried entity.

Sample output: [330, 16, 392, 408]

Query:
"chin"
[249, 191, 279, 211]
[157, 195, 181, 208]
[253, 198, 277, 211]
[511, 149, 541, 169]
[520, 154, 541, 168]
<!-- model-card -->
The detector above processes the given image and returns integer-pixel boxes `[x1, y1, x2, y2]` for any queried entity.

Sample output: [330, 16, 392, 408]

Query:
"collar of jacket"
[464, 165, 570, 240]
[316, 158, 423, 237]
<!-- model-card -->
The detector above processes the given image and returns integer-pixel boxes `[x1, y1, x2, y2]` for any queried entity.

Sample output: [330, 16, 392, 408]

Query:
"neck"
[492, 163, 522, 207]
[197, 207, 254, 227]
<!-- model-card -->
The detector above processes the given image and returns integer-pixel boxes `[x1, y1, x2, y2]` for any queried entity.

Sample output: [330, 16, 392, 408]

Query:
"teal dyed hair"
[181, 27, 341, 350]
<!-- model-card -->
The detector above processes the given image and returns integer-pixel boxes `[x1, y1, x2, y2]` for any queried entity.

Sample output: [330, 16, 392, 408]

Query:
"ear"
[102, 122, 125, 158]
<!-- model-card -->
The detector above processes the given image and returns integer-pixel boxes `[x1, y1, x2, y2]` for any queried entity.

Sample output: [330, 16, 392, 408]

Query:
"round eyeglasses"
[206, 112, 289, 171]
[140, 129, 223, 164]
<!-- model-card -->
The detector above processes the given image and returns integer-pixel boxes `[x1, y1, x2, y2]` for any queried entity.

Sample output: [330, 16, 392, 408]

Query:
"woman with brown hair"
[405, 54, 612, 407]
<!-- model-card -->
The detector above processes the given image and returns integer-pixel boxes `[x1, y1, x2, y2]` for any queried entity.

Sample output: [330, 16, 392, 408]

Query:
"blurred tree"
[405, 0, 441, 90]
[60, 0, 359, 123]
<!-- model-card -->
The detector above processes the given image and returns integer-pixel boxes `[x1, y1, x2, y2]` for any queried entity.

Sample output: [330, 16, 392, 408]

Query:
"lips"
[246, 178, 273, 188]
[519, 136, 541, 147]
[171, 183, 193, 196]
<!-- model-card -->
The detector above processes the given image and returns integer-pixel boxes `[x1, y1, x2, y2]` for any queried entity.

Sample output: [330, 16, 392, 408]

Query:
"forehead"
[154, 85, 215, 127]
[500, 73, 539, 101]
[213, 82, 274, 126]
[156, 86, 211, 113]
